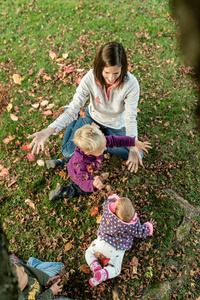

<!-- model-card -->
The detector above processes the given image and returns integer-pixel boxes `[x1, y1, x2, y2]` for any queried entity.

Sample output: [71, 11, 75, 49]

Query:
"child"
[48, 124, 151, 201]
[13, 263, 63, 300]
[85, 194, 155, 286]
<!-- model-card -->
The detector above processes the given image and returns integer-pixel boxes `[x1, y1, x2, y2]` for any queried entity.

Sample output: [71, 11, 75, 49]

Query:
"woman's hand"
[93, 176, 105, 190]
[49, 278, 63, 295]
[126, 147, 143, 173]
[45, 275, 60, 287]
[27, 127, 54, 154]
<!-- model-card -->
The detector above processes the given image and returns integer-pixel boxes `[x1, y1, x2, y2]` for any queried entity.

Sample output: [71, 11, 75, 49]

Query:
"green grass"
[0, 0, 200, 299]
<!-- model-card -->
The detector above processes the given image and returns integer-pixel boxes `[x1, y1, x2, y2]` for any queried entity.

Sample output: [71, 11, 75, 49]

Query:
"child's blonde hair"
[73, 124, 105, 153]
[115, 197, 135, 222]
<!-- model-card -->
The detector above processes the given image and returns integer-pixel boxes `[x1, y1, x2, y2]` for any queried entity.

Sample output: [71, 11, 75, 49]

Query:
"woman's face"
[102, 65, 121, 86]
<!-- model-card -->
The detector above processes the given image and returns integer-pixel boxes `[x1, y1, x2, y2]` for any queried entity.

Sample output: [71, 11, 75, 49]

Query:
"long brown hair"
[93, 42, 127, 88]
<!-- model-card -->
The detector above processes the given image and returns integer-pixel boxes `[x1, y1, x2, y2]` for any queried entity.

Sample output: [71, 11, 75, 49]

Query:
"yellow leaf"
[65, 242, 72, 251]
[96, 215, 102, 224]
[13, 74, 24, 85]
[133, 266, 138, 274]
[7, 103, 13, 112]
[25, 199, 36, 210]
[62, 52, 69, 59]
[13, 157, 20, 163]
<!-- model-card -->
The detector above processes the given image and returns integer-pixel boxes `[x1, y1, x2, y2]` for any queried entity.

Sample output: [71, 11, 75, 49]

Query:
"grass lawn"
[0, 0, 199, 299]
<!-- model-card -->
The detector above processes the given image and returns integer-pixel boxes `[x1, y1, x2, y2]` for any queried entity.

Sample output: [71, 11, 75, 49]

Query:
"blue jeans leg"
[27, 257, 64, 277]
[26, 257, 71, 300]
[61, 112, 94, 158]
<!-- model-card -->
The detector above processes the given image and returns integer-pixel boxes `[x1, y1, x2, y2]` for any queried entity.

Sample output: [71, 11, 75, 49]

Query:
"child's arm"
[74, 165, 104, 192]
[132, 218, 154, 238]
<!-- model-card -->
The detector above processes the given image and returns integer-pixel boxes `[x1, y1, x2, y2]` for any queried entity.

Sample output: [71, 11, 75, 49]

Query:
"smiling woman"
[28, 42, 143, 173]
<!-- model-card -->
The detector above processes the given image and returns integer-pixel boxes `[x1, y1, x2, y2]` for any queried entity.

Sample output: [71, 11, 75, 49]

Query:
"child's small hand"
[150, 218, 156, 226]
[93, 176, 105, 190]
[135, 140, 152, 154]
[91, 122, 100, 129]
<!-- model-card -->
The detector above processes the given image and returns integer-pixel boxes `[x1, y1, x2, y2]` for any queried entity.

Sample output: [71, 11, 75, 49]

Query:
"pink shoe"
[90, 260, 102, 273]
[89, 269, 108, 287]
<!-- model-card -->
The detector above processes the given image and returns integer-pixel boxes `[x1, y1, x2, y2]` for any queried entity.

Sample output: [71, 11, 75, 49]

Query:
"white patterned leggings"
[85, 236, 125, 279]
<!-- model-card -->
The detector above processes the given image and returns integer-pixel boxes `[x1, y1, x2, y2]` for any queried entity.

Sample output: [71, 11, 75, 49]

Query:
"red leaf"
[27, 153, 35, 161]
[49, 51, 57, 60]
[42, 110, 52, 116]
[28, 69, 34, 75]
[75, 77, 82, 84]
[22, 144, 31, 151]
[100, 257, 110, 266]
[14, 106, 19, 112]
[0, 168, 9, 176]
[90, 206, 98, 216]
[63, 68, 74, 74]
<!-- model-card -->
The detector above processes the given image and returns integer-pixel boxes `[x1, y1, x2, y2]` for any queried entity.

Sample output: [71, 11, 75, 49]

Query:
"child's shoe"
[90, 260, 102, 273]
[89, 269, 108, 287]
[45, 158, 67, 169]
[49, 185, 64, 201]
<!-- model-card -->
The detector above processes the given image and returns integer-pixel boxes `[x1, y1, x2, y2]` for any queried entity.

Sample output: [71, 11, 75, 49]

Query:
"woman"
[28, 42, 142, 173]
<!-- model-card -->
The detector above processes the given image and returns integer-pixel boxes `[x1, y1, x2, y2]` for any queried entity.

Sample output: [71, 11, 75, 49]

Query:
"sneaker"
[46, 158, 68, 169]
[46, 159, 61, 169]
[49, 185, 64, 201]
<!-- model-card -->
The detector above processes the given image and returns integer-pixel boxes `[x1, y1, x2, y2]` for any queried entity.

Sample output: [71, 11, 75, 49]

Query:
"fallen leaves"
[12, 74, 24, 85]
[96, 215, 102, 223]
[131, 256, 139, 274]
[10, 113, 18, 121]
[42, 110, 52, 116]
[49, 50, 57, 60]
[75, 78, 82, 84]
[3, 136, 14, 144]
[27, 153, 35, 161]
[22, 144, 31, 151]
[25, 199, 36, 210]
[94, 252, 110, 266]
[80, 264, 90, 274]
[37, 159, 45, 166]
[31, 103, 40, 109]
[0, 168, 9, 176]
[90, 206, 99, 216]
[7, 103, 13, 112]
[64, 67, 74, 74]
[65, 242, 72, 251]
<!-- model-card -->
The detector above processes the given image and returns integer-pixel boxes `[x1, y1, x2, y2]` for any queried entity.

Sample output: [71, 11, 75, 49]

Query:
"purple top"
[67, 135, 135, 192]
[97, 195, 153, 251]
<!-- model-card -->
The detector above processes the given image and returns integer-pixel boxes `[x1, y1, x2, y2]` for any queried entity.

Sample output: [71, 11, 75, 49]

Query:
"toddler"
[85, 194, 155, 286]
[48, 124, 151, 201]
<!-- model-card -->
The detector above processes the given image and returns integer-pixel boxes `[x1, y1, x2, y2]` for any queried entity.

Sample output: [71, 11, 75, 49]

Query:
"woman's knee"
[61, 142, 75, 158]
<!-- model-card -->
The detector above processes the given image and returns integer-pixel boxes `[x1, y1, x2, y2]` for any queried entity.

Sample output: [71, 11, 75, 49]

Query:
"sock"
[89, 269, 108, 287]
[90, 260, 102, 273]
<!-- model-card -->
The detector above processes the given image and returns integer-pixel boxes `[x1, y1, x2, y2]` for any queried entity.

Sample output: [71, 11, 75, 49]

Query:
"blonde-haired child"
[49, 125, 151, 201]
[85, 194, 155, 286]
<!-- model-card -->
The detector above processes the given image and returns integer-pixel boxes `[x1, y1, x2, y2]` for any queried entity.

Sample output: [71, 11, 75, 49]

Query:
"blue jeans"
[61, 107, 137, 160]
